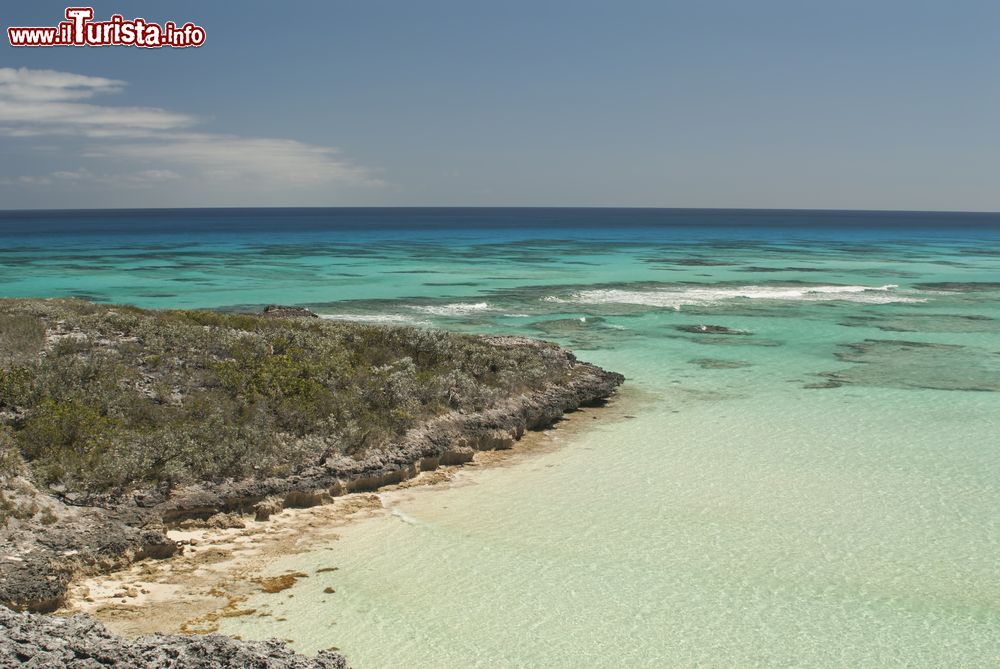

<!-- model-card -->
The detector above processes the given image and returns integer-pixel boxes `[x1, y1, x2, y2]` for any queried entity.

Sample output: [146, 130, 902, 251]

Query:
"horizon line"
[3, 205, 1000, 216]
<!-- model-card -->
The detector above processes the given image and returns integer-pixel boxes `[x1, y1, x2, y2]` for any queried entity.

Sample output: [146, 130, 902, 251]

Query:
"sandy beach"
[59, 398, 629, 639]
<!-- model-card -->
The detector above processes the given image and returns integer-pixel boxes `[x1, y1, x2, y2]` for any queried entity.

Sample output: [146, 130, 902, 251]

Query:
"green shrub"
[17, 398, 120, 486]
[0, 367, 33, 408]
[0, 299, 576, 496]
[0, 426, 23, 480]
[0, 313, 45, 365]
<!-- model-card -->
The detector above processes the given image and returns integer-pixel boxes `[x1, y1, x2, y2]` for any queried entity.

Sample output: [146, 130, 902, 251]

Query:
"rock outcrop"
[0, 606, 349, 668]
[0, 335, 622, 614]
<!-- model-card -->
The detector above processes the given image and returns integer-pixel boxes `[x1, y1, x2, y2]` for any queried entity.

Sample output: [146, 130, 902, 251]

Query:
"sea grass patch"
[810, 339, 1000, 392]
[839, 313, 998, 334]
[912, 282, 1000, 292]
[688, 358, 752, 369]
[685, 335, 782, 347]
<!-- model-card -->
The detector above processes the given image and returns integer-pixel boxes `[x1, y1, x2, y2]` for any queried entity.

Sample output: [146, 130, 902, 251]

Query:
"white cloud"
[0, 67, 124, 102]
[129, 169, 182, 183]
[53, 167, 182, 184]
[0, 67, 190, 135]
[2, 167, 182, 188]
[0, 175, 53, 186]
[0, 67, 380, 195]
[0, 100, 197, 133]
[87, 133, 379, 186]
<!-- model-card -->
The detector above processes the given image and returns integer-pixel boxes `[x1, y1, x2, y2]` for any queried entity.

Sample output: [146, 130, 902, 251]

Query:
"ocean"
[3, 208, 999, 666]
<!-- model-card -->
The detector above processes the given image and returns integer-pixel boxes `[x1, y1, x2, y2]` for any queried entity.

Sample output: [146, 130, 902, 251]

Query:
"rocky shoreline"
[1, 606, 350, 668]
[0, 316, 623, 667]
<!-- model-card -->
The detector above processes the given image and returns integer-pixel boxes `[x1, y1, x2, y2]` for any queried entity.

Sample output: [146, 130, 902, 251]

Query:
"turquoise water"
[3, 209, 1000, 666]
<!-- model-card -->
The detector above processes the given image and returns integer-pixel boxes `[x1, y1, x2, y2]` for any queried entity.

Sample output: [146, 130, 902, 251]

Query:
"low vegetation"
[0, 299, 573, 502]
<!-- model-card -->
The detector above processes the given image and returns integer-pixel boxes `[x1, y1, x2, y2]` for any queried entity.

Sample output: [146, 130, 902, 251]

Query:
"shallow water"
[3, 209, 1000, 666]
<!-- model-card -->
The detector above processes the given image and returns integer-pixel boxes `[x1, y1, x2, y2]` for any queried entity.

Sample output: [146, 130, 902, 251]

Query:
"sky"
[1, 1, 999, 210]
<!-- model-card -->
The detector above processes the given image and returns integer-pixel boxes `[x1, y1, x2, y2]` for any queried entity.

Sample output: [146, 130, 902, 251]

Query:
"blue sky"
[2, 1, 999, 210]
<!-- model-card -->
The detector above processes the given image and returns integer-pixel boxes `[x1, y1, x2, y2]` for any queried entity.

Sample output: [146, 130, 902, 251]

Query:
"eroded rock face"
[0, 498, 176, 613]
[0, 606, 350, 668]
[156, 350, 624, 523]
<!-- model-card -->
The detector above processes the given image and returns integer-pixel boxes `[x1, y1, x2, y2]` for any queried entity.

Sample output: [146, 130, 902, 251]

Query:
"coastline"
[0, 306, 624, 615]
[0, 301, 624, 667]
[58, 391, 634, 638]
[5, 215, 1000, 666]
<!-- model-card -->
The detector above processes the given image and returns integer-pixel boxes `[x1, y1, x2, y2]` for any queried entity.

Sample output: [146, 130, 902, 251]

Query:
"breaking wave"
[318, 313, 429, 325]
[411, 302, 492, 316]
[544, 284, 925, 309]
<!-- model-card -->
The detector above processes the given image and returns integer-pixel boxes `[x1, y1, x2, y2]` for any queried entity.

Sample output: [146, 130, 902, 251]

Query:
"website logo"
[8, 7, 206, 48]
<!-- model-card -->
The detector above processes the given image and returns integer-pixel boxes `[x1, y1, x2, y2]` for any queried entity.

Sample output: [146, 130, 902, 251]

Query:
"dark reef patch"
[912, 282, 1000, 292]
[688, 358, 752, 369]
[422, 281, 481, 287]
[675, 324, 752, 336]
[530, 316, 606, 333]
[839, 313, 998, 334]
[740, 266, 827, 273]
[811, 338, 1000, 392]
[688, 336, 782, 347]
[672, 258, 732, 266]
[67, 292, 108, 302]
[527, 316, 634, 350]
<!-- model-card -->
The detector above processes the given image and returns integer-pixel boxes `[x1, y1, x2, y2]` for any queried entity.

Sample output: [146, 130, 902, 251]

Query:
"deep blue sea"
[4, 208, 1000, 667]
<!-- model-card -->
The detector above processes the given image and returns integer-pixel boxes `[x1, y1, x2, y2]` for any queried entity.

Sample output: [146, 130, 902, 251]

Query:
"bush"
[0, 313, 45, 366]
[17, 398, 120, 486]
[0, 367, 33, 408]
[0, 299, 575, 496]
[0, 426, 23, 480]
